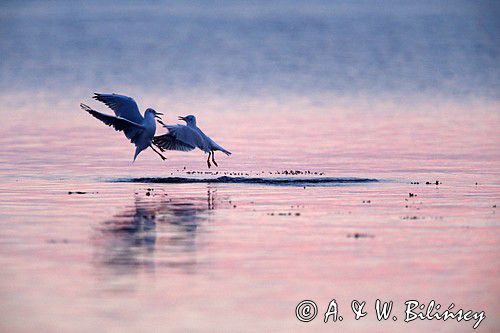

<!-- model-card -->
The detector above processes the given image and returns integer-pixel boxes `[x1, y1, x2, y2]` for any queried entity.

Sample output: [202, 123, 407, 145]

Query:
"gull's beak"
[153, 111, 163, 119]
[178, 116, 185, 121]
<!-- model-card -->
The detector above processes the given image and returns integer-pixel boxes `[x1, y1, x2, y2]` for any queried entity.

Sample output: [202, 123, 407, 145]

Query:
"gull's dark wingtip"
[80, 103, 92, 112]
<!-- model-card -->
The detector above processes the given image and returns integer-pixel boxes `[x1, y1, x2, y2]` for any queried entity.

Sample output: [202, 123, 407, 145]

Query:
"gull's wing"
[81, 104, 144, 144]
[153, 133, 196, 152]
[165, 124, 208, 152]
[93, 93, 143, 124]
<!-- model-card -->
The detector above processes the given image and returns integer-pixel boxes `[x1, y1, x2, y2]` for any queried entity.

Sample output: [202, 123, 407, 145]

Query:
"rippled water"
[0, 1, 499, 332]
[113, 176, 379, 185]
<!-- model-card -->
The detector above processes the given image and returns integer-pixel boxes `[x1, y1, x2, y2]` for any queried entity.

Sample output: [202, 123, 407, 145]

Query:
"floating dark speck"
[348, 233, 374, 239]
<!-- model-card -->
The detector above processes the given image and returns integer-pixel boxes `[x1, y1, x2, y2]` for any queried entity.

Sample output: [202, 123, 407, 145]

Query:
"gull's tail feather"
[133, 146, 141, 162]
[213, 144, 231, 156]
[219, 148, 232, 156]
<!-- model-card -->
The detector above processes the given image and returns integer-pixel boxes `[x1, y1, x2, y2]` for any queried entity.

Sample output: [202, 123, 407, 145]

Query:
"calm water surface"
[0, 1, 499, 332]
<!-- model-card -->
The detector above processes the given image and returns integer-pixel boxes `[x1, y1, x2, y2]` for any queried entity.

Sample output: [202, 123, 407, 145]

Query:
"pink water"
[0, 94, 499, 332]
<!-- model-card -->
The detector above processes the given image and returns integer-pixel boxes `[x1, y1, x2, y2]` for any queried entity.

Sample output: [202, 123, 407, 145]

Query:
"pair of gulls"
[80, 93, 231, 168]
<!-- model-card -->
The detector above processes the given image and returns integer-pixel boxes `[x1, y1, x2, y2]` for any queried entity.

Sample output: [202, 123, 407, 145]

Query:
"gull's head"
[146, 108, 163, 119]
[179, 115, 196, 126]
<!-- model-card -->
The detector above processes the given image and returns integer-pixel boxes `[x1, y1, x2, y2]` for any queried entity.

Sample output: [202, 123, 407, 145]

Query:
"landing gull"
[80, 93, 166, 161]
[153, 115, 231, 168]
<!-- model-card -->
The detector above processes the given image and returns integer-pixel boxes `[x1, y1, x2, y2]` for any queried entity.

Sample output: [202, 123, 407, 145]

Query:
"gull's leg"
[211, 150, 218, 167]
[207, 152, 212, 168]
[150, 145, 167, 161]
[153, 142, 165, 152]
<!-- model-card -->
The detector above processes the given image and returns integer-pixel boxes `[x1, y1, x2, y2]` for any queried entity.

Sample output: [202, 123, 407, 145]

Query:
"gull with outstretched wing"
[153, 115, 231, 168]
[80, 93, 166, 161]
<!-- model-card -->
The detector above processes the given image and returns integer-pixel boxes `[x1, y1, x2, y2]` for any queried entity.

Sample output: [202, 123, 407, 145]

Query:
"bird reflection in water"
[94, 186, 223, 282]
